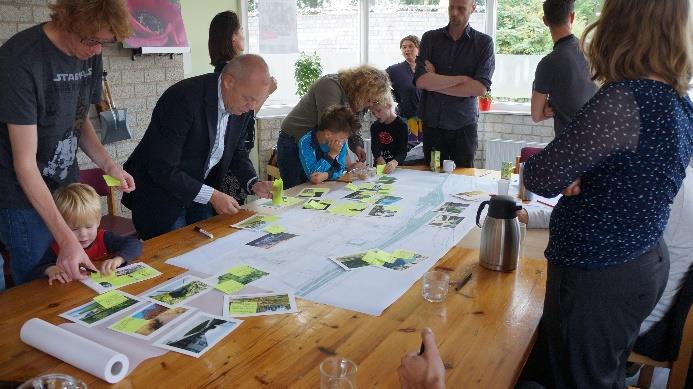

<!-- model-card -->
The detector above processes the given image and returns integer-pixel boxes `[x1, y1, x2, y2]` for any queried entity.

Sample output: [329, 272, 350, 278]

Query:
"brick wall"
[255, 112, 555, 178]
[1, 0, 185, 215]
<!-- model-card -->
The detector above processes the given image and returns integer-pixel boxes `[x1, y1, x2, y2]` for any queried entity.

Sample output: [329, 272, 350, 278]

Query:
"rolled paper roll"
[20, 318, 129, 384]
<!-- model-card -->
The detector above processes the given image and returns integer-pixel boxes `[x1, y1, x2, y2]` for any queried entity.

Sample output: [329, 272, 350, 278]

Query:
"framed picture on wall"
[123, 0, 190, 54]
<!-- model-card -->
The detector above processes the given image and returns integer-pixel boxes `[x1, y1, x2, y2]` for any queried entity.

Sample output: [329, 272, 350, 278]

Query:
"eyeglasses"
[80, 37, 117, 48]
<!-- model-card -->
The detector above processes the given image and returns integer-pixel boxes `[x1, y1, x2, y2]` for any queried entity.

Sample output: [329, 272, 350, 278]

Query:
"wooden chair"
[79, 168, 137, 237]
[519, 146, 544, 163]
[628, 270, 693, 389]
[0, 241, 12, 288]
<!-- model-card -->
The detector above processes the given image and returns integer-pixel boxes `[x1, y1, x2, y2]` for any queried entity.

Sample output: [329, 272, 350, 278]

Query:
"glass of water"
[422, 271, 450, 303]
[19, 374, 86, 389]
[320, 356, 357, 389]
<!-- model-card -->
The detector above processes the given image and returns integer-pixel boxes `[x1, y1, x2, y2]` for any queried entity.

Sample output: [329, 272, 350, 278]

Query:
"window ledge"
[484, 102, 531, 115]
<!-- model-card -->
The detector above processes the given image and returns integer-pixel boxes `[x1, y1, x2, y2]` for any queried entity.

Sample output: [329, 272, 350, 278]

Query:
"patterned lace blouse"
[524, 79, 693, 268]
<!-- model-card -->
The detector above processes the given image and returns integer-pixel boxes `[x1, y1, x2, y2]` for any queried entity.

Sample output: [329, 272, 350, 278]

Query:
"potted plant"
[294, 51, 323, 97]
[479, 90, 492, 111]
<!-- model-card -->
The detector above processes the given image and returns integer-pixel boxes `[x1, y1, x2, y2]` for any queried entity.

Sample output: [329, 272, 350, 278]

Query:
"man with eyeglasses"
[0, 0, 134, 285]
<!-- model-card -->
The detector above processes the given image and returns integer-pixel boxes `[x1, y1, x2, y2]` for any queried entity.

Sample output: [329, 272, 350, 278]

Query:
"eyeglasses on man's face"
[80, 37, 117, 48]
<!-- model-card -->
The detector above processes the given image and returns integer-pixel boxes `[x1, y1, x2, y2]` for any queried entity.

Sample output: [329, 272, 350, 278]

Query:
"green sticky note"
[102, 175, 121, 187]
[229, 301, 258, 315]
[378, 189, 393, 195]
[215, 279, 245, 294]
[112, 317, 149, 333]
[362, 250, 388, 266]
[376, 165, 385, 175]
[264, 225, 286, 234]
[93, 290, 129, 308]
[226, 265, 256, 278]
[361, 196, 378, 204]
[392, 249, 416, 259]
[345, 183, 359, 191]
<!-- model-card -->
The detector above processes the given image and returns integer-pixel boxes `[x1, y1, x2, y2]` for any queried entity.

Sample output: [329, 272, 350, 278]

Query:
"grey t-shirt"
[0, 23, 102, 208]
[280, 74, 348, 140]
[533, 34, 597, 137]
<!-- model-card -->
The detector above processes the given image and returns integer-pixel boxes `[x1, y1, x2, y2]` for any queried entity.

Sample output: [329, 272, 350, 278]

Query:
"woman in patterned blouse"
[521, 0, 693, 388]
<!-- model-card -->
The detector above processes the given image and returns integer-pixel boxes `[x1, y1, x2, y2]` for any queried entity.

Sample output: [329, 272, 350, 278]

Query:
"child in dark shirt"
[370, 96, 408, 174]
[37, 183, 142, 285]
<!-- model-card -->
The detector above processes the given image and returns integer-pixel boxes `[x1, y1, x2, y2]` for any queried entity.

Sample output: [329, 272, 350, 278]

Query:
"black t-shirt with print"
[370, 117, 408, 164]
[0, 23, 102, 208]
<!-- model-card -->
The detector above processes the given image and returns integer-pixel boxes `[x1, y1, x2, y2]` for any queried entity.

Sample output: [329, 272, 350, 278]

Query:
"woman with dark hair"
[386, 35, 422, 146]
[208, 11, 276, 204]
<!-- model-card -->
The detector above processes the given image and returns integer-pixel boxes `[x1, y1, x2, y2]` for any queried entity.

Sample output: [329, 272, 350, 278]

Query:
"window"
[244, 0, 602, 108]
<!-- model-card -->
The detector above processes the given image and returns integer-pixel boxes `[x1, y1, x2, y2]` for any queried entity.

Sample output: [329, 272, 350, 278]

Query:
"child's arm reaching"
[100, 257, 124, 276]
[46, 265, 72, 285]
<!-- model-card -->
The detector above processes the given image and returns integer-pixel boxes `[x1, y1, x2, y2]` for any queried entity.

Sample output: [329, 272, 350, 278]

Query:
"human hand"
[328, 138, 344, 155]
[350, 161, 366, 171]
[376, 156, 387, 166]
[424, 60, 436, 74]
[310, 172, 329, 184]
[355, 145, 367, 163]
[562, 178, 581, 196]
[336, 172, 353, 183]
[209, 190, 241, 214]
[543, 103, 554, 118]
[55, 238, 95, 280]
[398, 328, 446, 389]
[46, 265, 72, 285]
[385, 160, 398, 174]
[104, 164, 135, 193]
[100, 257, 124, 276]
[516, 209, 528, 224]
[251, 180, 273, 198]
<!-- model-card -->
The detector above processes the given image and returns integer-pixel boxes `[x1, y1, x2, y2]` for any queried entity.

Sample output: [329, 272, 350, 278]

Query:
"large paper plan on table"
[167, 169, 501, 315]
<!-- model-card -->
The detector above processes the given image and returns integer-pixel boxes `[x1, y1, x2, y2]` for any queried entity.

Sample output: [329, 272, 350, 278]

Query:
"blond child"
[36, 183, 142, 285]
[370, 96, 408, 174]
[299, 105, 363, 185]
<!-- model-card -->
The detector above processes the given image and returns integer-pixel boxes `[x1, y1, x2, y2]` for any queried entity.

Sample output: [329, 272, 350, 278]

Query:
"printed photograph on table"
[206, 264, 269, 294]
[259, 196, 303, 208]
[153, 312, 242, 358]
[297, 187, 330, 198]
[427, 214, 465, 229]
[81, 262, 162, 293]
[375, 196, 403, 206]
[329, 252, 370, 270]
[59, 291, 142, 327]
[108, 302, 194, 340]
[453, 190, 488, 202]
[343, 190, 375, 201]
[246, 232, 298, 249]
[380, 250, 428, 271]
[377, 176, 397, 184]
[223, 293, 298, 317]
[231, 214, 279, 232]
[143, 276, 212, 308]
[434, 201, 469, 215]
[368, 205, 400, 218]
[302, 198, 334, 211]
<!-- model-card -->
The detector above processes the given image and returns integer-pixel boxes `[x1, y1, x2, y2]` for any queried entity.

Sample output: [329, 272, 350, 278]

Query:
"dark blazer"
[122, 73, 256, 240]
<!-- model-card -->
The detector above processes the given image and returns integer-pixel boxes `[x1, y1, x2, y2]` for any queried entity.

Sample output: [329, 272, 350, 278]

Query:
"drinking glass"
[422, 271, 450, 303]
[320, 356, 357, 389]
[18, 374, 86, 389]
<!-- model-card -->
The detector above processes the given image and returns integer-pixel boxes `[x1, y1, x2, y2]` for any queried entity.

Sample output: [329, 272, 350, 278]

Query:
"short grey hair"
[222, 53, 270, 81]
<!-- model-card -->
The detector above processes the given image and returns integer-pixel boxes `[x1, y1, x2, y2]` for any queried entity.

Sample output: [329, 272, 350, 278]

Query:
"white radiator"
[484, 138, 547, 170]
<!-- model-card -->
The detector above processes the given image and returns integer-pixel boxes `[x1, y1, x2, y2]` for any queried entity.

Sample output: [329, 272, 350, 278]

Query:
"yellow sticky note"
[362, 251, 386, 266]
[93, 290, 129, 308]
[392, 249, 416, 259]
[215, 279, 245, 294]
[102, 175, 121, 187]
[345, 183, 359, 191]
[112, 317, 149, 333]
[226, 265, 255, 278]
[229, 301, 258, 315]
[264, 225, 286, 234]
[376, 165, 385, 175]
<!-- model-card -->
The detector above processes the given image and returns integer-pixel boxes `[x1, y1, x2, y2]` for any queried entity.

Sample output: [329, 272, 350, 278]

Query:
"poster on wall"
[123, 0, 190, 54]
[259, 0, 298, 54]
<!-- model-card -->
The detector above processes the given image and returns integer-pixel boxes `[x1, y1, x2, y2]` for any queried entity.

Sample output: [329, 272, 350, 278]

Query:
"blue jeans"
[0, 208, 54, 285]
[276, 131, 307, 190]
[171, 203, 214, 231]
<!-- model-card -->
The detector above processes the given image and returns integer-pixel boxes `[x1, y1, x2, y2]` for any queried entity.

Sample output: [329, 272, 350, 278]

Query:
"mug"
[442, 160, 456, 173]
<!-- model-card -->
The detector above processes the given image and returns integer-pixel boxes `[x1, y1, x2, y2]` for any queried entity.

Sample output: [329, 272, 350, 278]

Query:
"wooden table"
[0, 169, 547, 388]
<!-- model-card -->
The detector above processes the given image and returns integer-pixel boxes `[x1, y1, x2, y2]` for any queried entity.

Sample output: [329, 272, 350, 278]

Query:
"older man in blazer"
[122, 54, 272, 240]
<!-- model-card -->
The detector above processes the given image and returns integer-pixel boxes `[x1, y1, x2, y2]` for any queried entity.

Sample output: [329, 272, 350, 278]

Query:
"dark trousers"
[422, 123, 478, 168]
[276, 131, 307, 189]
[521, 241, 669, 389]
